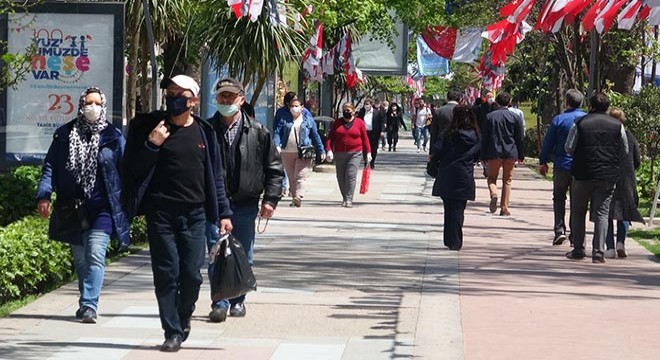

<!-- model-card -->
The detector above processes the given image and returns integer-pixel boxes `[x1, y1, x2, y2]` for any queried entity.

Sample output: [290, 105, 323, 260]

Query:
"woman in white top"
[273, 98, 326, 207]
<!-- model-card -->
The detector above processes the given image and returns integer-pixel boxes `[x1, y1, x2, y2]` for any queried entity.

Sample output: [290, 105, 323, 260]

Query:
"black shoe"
[489, 195, 498, 213]
[566, 249, 586, 260]
[552, 233, 567, 246]
[370, 163, 375, 169]
[81, 307, 97, 324]
[592, 255, 606, 263]
[75, 307, 83, 319]
[161, 335, 183, 352]
[181, 317, 191, 342]
[229, 302, 246, 317]
[209, 306, 227, 323]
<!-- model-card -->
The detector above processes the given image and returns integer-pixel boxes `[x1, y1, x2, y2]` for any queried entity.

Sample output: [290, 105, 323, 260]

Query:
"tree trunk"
[140, 27, 151, 112]
[250, 74, 267, 107]
[126, 0, 143, 121]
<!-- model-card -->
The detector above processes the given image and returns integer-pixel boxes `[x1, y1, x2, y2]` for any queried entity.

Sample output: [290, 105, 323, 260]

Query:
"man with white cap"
[122, 75, 233, 352]
[205, 77, 284, 322]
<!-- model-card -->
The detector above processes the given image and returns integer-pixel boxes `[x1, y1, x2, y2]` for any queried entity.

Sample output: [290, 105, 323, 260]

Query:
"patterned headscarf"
[65, 87, 109, 199]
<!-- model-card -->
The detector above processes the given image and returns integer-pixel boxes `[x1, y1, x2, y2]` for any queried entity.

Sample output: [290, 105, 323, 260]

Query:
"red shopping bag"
[359, 166, 371, 194]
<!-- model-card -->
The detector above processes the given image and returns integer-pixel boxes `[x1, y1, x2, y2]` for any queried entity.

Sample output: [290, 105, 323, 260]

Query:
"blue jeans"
[71, 229, 110, 312]
[606, 220, 629, 250]
[413, 126, 428, 150]
[206, 202, 259, 310]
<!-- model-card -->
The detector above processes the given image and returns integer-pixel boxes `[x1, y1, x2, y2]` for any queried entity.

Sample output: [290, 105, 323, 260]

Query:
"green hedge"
[0, 216, 74, 303]
[0, 166, 41, 227]
[0, 214, 148, 305]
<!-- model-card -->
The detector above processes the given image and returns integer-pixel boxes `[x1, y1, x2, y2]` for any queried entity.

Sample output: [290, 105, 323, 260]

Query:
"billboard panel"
[353, 19, 408, 76]
[1, 3, 124, 165]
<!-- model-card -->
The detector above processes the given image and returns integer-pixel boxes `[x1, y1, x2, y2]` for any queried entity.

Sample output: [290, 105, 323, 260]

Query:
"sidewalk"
[1, 134, 660, 360]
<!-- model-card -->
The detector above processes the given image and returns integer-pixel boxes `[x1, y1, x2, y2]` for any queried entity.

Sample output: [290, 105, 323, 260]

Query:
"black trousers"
[367, 130, 380, 167]
[443, 199, 467, 250]
[145, 202, 206, 339]
[387, 131, 399, 150]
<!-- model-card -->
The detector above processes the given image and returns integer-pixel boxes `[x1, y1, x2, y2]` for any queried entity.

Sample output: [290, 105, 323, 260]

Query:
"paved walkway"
[2, 134, 660, 360]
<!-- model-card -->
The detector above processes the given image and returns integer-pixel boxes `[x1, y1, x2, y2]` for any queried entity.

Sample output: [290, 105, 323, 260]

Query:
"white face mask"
[487, 97, 495, 104]
[290, 106, 302, 116]
[365, 105, 372, 111]
[82, 104, 102, 122]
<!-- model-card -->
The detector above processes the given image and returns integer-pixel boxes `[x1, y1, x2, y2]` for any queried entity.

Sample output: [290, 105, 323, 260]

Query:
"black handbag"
[51, 198, 89, 237]
[210, 233, 257, 302]
[294, 127, 316, 159]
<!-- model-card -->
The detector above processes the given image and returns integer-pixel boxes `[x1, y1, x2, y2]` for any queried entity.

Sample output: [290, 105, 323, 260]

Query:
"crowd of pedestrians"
[34, 74, 646, 352]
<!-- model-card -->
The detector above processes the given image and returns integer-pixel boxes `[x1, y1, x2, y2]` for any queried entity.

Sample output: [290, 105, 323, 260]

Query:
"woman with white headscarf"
[36, 87, 130, 324]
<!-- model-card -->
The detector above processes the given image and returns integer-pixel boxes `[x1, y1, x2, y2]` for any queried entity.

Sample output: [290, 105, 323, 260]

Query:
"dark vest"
[571, 112, 622, 182]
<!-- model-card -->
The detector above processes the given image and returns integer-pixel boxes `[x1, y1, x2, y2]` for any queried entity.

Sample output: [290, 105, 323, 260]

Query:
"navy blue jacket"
[35, 120, 130, 249]
[122, 111, 232, 222]
[480, 107, 525, 161]
[539, 108, 586, 171]
[431, 129, 481, 201]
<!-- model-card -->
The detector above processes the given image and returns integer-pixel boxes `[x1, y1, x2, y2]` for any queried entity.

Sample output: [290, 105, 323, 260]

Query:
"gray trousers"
[334, 152, 361, 202]
[570, 179, 616, 257]
[552, 168, 573, 236]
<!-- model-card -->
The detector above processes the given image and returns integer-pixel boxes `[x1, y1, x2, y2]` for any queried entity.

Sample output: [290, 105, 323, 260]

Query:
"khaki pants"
[487, 159, 516, 212]
[281, 152, 313, 199]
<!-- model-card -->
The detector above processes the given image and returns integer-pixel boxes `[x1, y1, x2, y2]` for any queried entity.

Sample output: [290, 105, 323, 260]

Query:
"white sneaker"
[417, 148, 421, 153]
[616, 242, 627, 258]
[604, 249, 616, 259]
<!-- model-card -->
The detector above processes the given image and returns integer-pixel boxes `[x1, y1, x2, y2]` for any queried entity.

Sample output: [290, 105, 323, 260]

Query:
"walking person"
[358, 98, 385, 168]
[36, 87, 130, 324]
[481, 92, 525, 216]
[429, 88, 461, 150]
[412, 98, 432, 153]
[385, 102, 407, 151]
[604, 107, 644, 258]
[273, 92, 310, 198]
[325, 103, 371, 207]
[122, 75, 233, 352]
[565, 93, 629, 263]
[539, 89, 586, 246]
[273, 97, 326, 207]
[428, 106, 481, 250]
[206, 78, 284, 322]
[381, 100, 390, 150]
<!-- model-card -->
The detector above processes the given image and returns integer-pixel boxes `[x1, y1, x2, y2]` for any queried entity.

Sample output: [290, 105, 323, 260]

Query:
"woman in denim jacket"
[36, 87, 130, 324]
[273, 96, 325, 207]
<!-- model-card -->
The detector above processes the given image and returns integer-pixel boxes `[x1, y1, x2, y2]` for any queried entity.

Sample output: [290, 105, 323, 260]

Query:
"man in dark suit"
[358, 98, 386, 169]
[430, 88, 462, 150]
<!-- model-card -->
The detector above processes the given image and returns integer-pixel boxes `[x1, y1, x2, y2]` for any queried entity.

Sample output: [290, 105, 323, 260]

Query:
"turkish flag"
[421, 26, 457, 60]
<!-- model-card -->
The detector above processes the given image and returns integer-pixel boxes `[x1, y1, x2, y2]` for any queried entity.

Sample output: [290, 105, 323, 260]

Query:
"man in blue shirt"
[539, 89, 586, 246]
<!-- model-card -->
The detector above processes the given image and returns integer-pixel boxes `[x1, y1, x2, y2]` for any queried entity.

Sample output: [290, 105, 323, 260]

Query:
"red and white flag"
[227, 0, 265, 22]
[595, 0, 628, 33]
[421, 26, 483, 63]
[618, 0, 643, 29]
[582, 0, 608, 31]
[500, 0, 535, 24]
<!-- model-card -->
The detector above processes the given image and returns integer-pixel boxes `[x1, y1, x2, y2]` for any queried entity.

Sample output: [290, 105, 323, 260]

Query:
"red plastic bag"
[359, 166, 370, 194]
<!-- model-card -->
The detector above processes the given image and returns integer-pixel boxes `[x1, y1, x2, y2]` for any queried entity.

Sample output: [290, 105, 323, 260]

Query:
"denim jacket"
[36, 120, 130, 249]
[273, 107, 325, 155]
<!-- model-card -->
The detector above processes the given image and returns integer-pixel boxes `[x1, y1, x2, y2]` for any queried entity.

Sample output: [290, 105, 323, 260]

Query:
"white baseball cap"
[160, 75, 200, 97]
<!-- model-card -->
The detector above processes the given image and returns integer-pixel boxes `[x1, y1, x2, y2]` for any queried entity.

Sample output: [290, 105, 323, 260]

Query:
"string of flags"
[222, 0, 660, 91]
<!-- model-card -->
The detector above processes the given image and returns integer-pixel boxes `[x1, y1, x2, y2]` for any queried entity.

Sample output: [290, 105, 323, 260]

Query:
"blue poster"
[416, 36, 449, 77]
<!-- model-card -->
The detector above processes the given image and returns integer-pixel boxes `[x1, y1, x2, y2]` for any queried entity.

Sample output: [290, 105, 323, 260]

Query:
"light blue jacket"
[273, 107, 325, 155]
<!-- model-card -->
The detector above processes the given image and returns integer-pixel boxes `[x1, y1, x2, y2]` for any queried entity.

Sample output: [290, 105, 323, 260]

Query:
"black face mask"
[342, 111, 352, 119]
[165, 95, 191, 116]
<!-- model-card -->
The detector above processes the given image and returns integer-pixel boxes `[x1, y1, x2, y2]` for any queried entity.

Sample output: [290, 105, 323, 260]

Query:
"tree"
[201, 1, 306, 106]
[0, 1, 40, 93]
